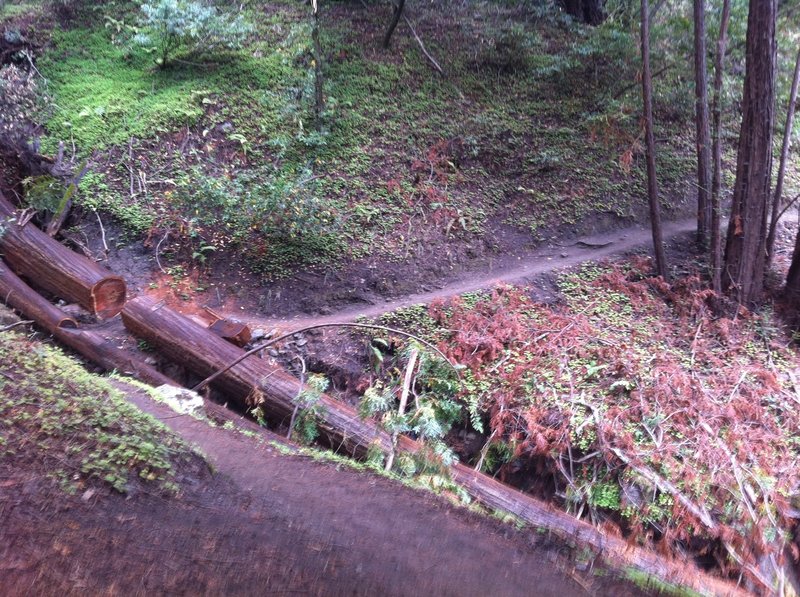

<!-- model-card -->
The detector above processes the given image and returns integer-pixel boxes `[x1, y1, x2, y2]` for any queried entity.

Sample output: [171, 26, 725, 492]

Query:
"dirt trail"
[224, 217, 700, 331]
[103, 383, 642, 596]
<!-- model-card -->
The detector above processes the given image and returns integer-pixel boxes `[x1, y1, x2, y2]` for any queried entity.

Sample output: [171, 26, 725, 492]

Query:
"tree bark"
[693, 0, 712, 245]
[767, 47, 800, 264]
[0, 262, 172, 387]
[0, 192, 126, 319]
[640, 0, 668, 279]
[723, 0, 778, 306]
[382, 0, 406, 50]
[0, 260, 77, 331]
[710, 0, 730, 295]
[787, 228, 800, 304]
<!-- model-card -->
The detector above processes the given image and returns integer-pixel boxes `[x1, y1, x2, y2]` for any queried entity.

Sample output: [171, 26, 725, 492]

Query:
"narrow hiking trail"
[218, 216, 702, 331]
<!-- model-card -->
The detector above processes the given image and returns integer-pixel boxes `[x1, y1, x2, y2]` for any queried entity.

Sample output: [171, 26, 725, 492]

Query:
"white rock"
[154, 385, 205, 415]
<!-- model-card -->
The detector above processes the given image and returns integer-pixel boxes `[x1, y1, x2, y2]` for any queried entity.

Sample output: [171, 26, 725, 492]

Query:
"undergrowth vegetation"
[0, 330, 192, 494]
[12, 0, 783, 277]
[426, 257, 800, 582]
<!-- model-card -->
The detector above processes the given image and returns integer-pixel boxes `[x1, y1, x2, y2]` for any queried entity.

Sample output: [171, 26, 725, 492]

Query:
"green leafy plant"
[133, 0, 252, 67]
[360, 343, 464, 473]
[289, 373, 328, 445]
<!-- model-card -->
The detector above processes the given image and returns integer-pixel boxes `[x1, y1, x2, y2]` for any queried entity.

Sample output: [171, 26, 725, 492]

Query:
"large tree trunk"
[561, 0, 606, 25]
[0, 192, 126, 319]
[122, 296, 386, 456]
[723, 0, 778, 306]
[0, 260, 77, 331]
[119, 295, 744, 596]
[710, 0, 731, 295]
[767, 47, 800, 264]
[787, 232, 800, 305]
[0, 263, 173, 387]
[640, 0, 668, 279]
[693, 0, 712, 245]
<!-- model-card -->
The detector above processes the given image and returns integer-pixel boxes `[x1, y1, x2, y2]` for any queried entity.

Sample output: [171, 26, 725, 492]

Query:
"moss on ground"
[0, 329, 192, 494]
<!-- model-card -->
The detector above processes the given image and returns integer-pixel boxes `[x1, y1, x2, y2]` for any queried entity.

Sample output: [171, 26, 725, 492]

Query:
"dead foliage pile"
[432, 257, 800, 590]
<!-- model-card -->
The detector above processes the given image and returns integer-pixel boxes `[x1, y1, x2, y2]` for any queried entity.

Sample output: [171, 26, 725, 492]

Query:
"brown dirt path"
[218, 218, 700, 331]
[0, 382, 648, 596]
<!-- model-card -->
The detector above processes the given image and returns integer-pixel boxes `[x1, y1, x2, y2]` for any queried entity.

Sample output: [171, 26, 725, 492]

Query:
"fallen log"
[121, 295, 744, 596]
[122, 296, 387, 456]
[0, 191, 126, 319]
[55, 328, 176, 388]
[0, 260, 77, 331]
[0, 263, 172, 387]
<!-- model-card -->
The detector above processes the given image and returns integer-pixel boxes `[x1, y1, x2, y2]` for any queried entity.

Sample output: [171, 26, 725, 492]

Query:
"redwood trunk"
[787, 234, 800, 304]
[0, 192, 126, 318]
[767, 47, 800, 263]
[0, 263, 171, 387]
[122, 296, 386, 456]
[693, 0, 712, 244]
[723, 0, 777, 306]
[710, 0, 730, 295]
[640, 0, 668, 278]
[0, 260, 77, 331]
[55, 327, 176, 388]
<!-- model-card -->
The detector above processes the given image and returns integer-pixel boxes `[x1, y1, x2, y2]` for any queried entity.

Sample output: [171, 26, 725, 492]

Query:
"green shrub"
[133, 0, 252, 67]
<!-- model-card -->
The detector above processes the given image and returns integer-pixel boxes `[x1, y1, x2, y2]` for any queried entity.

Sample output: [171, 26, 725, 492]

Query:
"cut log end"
[57, 317, 78, 329]
[91, 277, 126, 319]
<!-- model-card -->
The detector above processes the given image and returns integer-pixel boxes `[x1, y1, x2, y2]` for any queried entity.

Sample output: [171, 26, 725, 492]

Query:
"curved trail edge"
[227, 217, 701, 330]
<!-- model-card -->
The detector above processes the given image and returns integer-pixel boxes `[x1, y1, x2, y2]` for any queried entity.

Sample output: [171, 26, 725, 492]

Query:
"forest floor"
[0, 325, 649, 596]
[3, 0, 800, 594]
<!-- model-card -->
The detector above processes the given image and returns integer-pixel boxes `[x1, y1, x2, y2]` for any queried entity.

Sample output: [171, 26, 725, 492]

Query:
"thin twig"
[94, 210, 109, 259]
[0, 320, 34, 332]
[286, 356, 307, 441]
[402, 14, 443, 74]
[155, 230, 170, 274]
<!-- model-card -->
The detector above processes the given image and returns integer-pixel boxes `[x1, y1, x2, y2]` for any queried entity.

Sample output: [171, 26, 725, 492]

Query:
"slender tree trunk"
[723, 0, 778, 306]
[640, 0, 668, 279]
[710, 0, 730, 295]
[693, 0, 712, 245]
[767, 48, 800, 263]
[382, 0, 406, 49]
[311, 0, 324, 130]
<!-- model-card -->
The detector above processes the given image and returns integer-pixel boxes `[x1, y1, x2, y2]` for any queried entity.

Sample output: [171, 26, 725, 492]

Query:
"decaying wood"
[0, 261, 78, 331]
[0, 262, 172, 386]
[0, 191, 126, 318]
[121, 295, 745, 596]
[122, 296, 387, 456]
[56, 327, 176, 388]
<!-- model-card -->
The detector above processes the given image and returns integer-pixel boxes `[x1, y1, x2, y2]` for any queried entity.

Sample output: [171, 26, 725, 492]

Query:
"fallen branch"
[403, 14, 443, 74]
[0, 319, 34, 332]
[386, 348, 418, 472]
